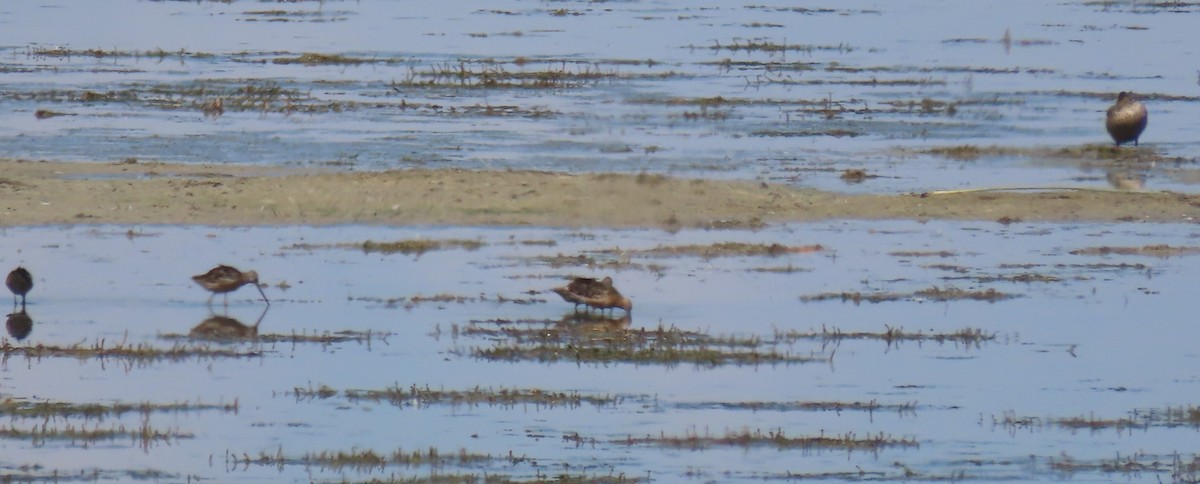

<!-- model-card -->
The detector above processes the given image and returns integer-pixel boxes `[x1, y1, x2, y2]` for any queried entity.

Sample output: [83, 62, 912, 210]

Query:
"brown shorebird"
[1106, 92, 1148, 146]
[192, 265, 269, 305]
[6, 267, 32, 308]
[552, 276, 632, 314]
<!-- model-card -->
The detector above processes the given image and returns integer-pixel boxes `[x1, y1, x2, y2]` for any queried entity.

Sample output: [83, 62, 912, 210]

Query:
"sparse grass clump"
[0, 339, 261, 364]
[273, 53, 379, 65]
[801, 286, 1017, 304]
[287, 238, 485, 256]
[292, 383, 627, 409]
[231, 446, 498, 472]
[777, 325, 997, 348]
[634, 242, 823, 258]
[459, 321, 826, 367]
[1070, 244, 1200, 258]
[615, 428, 917, 452]
[0, 399, 237, 420]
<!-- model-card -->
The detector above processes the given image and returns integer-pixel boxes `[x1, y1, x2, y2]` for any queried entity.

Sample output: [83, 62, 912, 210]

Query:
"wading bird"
[192, 265, 269, 306]
[6, 267, 32, 308]
[1106, 91, 1148, 147]
[552, 276, 632, 315]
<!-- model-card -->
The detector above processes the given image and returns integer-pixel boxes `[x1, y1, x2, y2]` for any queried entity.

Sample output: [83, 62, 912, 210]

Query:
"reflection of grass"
[161, 329, 391, 345]
[611, 428, 917, 452]
[996, 406, 1200, 433]
[776, 325, 996, 347]
[0, 421, 190, 449]
[350, 293, 543, 309]
[676, 399, 917, 415]
[701, 39, 855, 54]
[0, 340, 261, 363]
[801, 286, 1017, 303]
[0, 399, 236, 420]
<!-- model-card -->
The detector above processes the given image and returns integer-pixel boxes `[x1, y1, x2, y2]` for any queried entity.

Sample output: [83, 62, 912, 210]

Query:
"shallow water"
[2, 221, 1200, 482]
[2, 0, 1199, 193]
[3, 1, 1200, 482]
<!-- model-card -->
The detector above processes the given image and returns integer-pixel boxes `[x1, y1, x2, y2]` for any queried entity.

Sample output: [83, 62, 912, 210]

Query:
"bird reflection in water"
[558, 311, 631, 333]
[6, 310, 32, 341]
[1105, 169, 1145, 191]
[189, 307, 268, 341]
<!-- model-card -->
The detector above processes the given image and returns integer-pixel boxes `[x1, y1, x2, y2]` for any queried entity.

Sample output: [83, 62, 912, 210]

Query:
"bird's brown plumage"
[552, 276, 632, 314]
[1106, 91, 1148, 147]
[6, 267, 32, 307]
[192, 265, 269, 305]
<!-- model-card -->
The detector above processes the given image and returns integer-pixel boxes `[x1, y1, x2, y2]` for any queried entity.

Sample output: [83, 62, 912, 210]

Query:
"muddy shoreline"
[1, 158, 1197, 227]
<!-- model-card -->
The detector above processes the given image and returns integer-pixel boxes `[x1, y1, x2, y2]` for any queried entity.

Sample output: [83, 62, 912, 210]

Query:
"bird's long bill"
[254, 283, 270, 304]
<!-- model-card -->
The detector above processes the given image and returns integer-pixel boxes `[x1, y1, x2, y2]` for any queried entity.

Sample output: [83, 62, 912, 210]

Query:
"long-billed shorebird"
[192, 265, 269, 306]
[551, 276, 632, 315]
[6, 267, 32, 308]
[1106, 91, 1148, 147]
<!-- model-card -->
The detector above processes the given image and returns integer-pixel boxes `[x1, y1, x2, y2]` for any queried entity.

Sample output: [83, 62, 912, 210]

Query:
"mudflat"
[1, 158, 1197, 227]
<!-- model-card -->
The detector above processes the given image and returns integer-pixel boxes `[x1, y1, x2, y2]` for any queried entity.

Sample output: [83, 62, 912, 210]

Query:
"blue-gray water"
[2, 1, 1200, 482]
